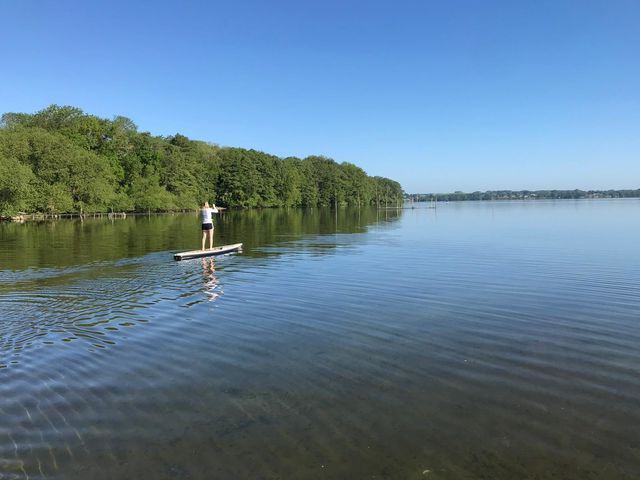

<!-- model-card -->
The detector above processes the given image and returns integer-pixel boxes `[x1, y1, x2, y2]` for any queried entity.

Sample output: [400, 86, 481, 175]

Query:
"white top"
[201, 206, 218, 224]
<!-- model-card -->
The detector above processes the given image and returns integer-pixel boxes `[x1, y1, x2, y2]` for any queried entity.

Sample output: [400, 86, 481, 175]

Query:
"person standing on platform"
[201, 201, 219, 250]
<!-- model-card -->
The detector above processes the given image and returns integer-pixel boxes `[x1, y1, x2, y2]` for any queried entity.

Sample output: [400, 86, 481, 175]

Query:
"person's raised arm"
[211, 204, 219, 214]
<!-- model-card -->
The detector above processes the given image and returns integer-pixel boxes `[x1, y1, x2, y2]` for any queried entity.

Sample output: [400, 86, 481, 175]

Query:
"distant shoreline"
[406, 189, 640, 202]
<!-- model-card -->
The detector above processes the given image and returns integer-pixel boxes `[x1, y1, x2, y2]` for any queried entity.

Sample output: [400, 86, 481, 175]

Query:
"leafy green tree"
[0, 153, 35, 216]
[130, 174, 175, 211]
[0, 104, 405, 213]
[39, 182, 74, 214]
[278, 158, 303, 207]
[217, 148, 263, 207]
[341, 162, 369, 207]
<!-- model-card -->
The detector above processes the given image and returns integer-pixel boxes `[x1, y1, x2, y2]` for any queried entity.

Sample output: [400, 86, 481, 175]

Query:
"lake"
[1, 200, 639, 479]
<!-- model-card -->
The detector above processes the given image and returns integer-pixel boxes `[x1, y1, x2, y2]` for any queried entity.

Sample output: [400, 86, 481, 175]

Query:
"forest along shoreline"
[0, 105, 403, 220]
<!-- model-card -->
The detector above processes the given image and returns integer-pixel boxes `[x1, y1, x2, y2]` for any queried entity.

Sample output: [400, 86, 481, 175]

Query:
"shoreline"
[3, 197, 638, 223]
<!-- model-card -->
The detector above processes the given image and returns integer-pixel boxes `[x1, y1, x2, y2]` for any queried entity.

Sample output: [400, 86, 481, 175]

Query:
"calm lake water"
[1, 200, 639, 479]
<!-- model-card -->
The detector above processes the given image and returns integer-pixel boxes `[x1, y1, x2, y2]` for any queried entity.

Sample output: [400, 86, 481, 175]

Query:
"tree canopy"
[0, 105, 403, 216]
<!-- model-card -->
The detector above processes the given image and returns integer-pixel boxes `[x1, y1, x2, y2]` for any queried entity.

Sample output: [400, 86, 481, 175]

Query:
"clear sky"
[1, 0, 638, 193]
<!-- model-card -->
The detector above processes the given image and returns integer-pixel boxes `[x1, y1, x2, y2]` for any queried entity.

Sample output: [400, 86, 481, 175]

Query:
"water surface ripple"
[1, 201, 639, 479]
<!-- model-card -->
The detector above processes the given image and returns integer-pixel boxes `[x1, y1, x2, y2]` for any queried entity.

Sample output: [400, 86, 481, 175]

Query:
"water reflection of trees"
[219, 207, 401, 257]
[0, 207, 402, 270]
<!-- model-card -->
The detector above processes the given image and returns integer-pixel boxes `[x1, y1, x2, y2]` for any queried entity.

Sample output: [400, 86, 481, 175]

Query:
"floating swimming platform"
[174, 243, 243, 261]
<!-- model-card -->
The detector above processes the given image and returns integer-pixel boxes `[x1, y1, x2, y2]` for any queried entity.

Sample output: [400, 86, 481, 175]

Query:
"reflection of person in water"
[202, 257, 222, 301]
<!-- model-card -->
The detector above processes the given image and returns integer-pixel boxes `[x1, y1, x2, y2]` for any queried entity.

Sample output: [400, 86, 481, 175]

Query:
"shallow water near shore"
[1, 200, 640, 479]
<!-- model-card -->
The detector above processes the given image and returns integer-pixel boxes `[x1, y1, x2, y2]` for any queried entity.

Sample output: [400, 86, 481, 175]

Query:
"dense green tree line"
[408, 189, 640, 202]
[0, 105, 403, 216]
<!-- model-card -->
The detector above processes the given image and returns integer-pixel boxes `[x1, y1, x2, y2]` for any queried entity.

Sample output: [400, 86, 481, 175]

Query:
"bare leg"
[202, 231, 206, 251]
[209, 229, 214, 249]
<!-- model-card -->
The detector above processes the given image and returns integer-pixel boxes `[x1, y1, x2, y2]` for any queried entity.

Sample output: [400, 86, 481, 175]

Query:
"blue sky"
[1, 0, 638, 193]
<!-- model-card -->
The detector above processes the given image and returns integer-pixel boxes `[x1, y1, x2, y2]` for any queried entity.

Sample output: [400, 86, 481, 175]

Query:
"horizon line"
[406, 188, 640, 195]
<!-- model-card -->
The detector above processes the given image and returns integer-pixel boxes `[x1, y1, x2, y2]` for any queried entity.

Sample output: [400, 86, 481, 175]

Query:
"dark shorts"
[202, 223, 213, 231]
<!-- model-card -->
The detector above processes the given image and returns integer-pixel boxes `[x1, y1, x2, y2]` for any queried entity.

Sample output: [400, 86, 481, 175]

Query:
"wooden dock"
[174, 243, 243, 261]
